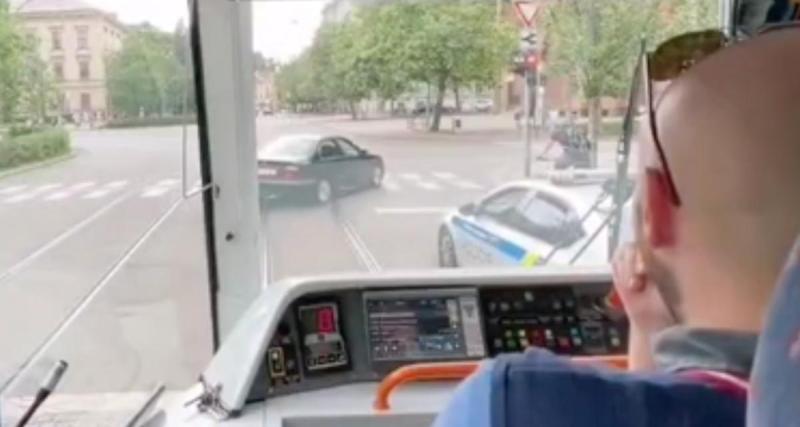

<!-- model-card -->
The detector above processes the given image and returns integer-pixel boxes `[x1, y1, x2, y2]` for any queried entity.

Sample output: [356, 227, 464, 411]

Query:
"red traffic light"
[524, 54, 538, 71]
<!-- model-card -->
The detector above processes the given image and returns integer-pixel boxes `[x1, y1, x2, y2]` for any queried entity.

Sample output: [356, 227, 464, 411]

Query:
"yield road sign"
[514, 1, 539, 27]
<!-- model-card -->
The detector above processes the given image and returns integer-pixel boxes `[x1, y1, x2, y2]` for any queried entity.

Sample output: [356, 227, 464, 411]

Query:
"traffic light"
[512, 53, 538, 75]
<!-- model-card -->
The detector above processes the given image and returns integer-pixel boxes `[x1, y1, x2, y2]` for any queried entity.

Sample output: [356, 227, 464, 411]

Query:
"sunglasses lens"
[650, 30, 726, 81]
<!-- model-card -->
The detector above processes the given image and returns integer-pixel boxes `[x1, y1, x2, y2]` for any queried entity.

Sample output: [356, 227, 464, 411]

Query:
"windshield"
[0, 0, 723, 424]
[260, 135, 318, 160]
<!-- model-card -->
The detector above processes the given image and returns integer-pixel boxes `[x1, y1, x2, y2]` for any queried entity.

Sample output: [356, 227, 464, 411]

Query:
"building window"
[76, 26, 89, 50]
[80, 93, 91, 110]
[49, 27, 62, 51]
[79, 60, 90, 80]
[53, 62, 63, 80]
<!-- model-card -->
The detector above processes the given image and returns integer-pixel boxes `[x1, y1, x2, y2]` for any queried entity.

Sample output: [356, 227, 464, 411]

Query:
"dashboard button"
[500, 302, 510, 312]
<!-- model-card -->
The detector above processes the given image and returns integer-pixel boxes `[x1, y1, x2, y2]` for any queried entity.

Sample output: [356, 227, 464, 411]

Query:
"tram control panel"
[255, 280, 628, 399]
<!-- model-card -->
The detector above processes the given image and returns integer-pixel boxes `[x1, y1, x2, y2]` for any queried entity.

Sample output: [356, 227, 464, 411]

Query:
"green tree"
[0, 0, 29, 122]
[107, 26, 187, 117]
[18, 44, 57, 122]
[543, 0, 719, 165]
[362, 2, 516, 130]
[275, 52, 321, 111]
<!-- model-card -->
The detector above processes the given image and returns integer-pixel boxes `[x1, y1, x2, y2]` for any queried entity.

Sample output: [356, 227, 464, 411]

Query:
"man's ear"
[644, 169, 676, 247]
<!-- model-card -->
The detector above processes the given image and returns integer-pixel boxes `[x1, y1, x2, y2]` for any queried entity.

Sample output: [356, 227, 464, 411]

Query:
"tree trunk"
[453, 83, 461, 112]
[348, 100, 358, 120]
[429, 77, 447, 132]
[588, 97, 601, 168]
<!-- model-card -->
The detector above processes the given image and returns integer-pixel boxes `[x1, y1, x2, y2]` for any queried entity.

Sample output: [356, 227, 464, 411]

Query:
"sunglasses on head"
[634, 22, 800, 206]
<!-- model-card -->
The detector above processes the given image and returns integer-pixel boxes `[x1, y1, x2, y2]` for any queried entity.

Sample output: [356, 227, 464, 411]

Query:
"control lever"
[15, 360, 68, 427]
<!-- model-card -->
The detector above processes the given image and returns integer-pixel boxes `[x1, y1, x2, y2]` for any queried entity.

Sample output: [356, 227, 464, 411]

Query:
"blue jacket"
[433, 349, 745, 427]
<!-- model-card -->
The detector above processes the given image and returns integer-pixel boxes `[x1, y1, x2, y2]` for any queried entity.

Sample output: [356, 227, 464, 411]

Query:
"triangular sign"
[514, 1, 539, 27]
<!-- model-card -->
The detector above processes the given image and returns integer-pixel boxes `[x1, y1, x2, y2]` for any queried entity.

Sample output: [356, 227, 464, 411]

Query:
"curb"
[0, 151, 77, 180]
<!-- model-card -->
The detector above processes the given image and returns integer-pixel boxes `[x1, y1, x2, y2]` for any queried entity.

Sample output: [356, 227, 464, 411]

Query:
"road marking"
[44, 181, 96, 201]
[432, 171, 457, 180]
[375, 207, 452, 215]
[381, 174, 401, 192]
[83, 180, 129, 199]
[398, 172, 421, 180]
[416, 181, 442, 191]
[2, 196, 186, 396]
[0, 191, 131, 284]
[340, 219, 381, 272]
[432, 171, 484, 190]
[3, 183, 62, 203]
[141, 187, 171, 198]
[0, 185, 26, 195]
[156, 178, 180, 186]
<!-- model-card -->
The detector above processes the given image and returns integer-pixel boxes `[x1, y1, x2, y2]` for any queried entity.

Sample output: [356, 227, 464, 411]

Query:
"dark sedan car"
[257, 134, 384, 203]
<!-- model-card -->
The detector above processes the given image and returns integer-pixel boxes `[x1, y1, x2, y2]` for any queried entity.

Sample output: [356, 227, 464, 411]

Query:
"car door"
[455, 187, 530, 267]
[508, 191, 584, 266]
[314, 139, 349, 189]
[335, 137, 370, 187]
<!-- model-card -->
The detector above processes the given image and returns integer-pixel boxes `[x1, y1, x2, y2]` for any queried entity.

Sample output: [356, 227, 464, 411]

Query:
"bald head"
[640, 27, 800, 330]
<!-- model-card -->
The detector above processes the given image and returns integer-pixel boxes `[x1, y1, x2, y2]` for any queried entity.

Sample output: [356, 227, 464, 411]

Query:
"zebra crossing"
[382, 171, 486, 192]
[0, 171, 487, 205]
[0, 178, 204, 205]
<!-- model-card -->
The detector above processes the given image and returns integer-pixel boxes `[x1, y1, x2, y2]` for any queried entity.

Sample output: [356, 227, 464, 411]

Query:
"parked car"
[473, 98, 494, 113]
[258, 134, 384, 203]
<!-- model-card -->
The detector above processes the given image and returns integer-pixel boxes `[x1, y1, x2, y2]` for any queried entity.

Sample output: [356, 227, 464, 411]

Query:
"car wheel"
[315, 179, 333, 204]
[438, 227, 459, 268]
[370, 165, 384, 187]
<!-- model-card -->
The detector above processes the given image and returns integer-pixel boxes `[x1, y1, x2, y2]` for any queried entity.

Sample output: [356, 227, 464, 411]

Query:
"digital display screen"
[364, 289, 485, 362]
[297, 302, 348, 372]
[299, 304, 338, 335]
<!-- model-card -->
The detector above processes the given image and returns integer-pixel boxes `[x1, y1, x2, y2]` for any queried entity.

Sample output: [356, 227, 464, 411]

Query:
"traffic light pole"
[523, 68, 532, 178]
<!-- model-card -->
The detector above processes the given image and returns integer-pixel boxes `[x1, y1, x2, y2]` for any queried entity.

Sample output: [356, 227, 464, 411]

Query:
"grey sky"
[92, 0, 327, 62]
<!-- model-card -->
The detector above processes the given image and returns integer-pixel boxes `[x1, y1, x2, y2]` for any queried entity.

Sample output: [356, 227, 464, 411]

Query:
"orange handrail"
[373, 361, 480, 411]
[373, 355, 628, 411]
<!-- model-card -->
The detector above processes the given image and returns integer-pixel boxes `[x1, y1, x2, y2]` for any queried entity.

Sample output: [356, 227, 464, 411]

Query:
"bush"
[0, 128, 71, 169]
[104, 115, 195, 129]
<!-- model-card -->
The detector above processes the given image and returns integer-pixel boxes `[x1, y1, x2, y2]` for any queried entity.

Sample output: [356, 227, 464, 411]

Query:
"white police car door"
[510, 191, 581, 267]
[456, 186, 535, 267]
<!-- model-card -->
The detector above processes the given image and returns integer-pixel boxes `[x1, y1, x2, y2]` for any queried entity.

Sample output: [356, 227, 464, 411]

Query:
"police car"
[438, 181, 611, 268]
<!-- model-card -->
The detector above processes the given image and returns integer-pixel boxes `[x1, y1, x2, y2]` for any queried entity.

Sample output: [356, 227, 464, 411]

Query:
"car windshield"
[260, 136, 318, 159]
[0, 0, 727, 424]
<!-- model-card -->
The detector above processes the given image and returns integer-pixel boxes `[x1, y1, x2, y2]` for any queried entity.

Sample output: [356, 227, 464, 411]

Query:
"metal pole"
[523, 69, 532, 178]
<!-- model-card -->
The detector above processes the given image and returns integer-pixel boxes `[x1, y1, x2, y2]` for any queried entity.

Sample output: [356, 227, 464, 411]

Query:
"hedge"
[0, 128, 71, 170]
[104, 115, 196, 129]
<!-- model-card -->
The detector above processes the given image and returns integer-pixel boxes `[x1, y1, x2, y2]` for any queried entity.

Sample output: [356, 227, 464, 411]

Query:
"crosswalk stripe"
[432, 171, 457, 180]
[3, 184, 62, 203]
[382, 174, 401, 192]
[397, 172, 441, 191]
[416, 181, 442, 191]
[0, 185, 26, 195]
[44, 182, 97, 201]
[156, 178, 180, 186]
[82, 181, 128, 199]
[398, 172, 421, 181]
[141, 186, 171, 198]
[431, 171, 484, 190]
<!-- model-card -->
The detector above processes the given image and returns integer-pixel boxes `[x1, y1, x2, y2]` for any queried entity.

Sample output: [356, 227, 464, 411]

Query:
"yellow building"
[16, 0, 125, 122]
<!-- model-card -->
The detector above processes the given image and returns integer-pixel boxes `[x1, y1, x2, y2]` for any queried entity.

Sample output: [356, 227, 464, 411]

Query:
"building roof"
[16, 0, 103, 15]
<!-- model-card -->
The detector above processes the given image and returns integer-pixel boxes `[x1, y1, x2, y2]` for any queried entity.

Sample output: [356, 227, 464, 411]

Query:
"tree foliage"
[543, 0, 720, 163]
[107, 25, 190, 117]
[0, 0, 61, 123]
[275, 1, 516, 130]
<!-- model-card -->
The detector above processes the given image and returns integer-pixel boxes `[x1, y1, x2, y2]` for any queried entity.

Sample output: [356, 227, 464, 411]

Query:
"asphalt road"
[0, 114, 611, 398]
